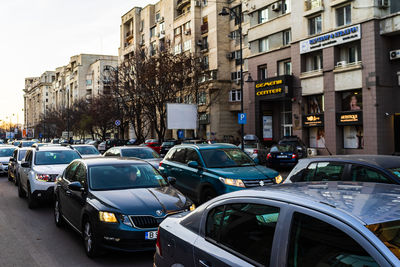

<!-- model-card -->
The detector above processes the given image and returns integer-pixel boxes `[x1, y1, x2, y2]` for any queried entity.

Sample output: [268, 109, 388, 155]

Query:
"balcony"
[201, 23, 208, 34]
[304, 0, 322, 11]
[176, 0, 190, 11]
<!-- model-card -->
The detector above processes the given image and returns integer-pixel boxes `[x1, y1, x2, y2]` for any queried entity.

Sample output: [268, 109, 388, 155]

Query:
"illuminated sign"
[303, 114, 324, 127]
[256, 88, 282, 96]
[336, 111, 363, 125]
[300, 24, 361, 54]
[256, 80, 282, 88]
[255, 75, 292, 99]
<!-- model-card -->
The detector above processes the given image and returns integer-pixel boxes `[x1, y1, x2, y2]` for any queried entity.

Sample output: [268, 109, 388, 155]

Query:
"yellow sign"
[340, 114, 358, 123]
[255, 79, 283, 88]
[256, 88, 282, 96]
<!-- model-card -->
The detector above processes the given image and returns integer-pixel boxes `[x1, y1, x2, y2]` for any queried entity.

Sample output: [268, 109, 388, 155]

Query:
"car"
[105, 139, 127, 151]
[12, 140, 22, 147]
[17, 146, 81, 208]
[278, 135, 307, 158]
[98, 141, 106, 153]
[159, 143, 281, 204]
[8, 147, 29, 185]
[103, 146, 162, 169]
[71, 144, 101, 158]
[18, 140, 37, 147]
[159, 140, 179, 157]
[0, 146, 16, 176]
[53, 157, 194, 257]
[266, 144, 298, 169]
[142, 139, 161, 154]
[239, 134, 268, 165]
[154, 181, 400, 266]
[181, 139, 207, 145]
[284, 155, 400, 184]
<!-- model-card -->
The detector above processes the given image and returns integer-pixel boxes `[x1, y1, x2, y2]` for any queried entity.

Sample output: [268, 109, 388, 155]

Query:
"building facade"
[243, 0, 400, 155]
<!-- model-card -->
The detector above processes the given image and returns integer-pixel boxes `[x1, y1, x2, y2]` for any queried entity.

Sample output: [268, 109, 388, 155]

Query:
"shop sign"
[336, 111, 363, 125]
[255, 75, 292, 99]
[303, 114, 324, 127]
[300, 24, 361, 54]
[262, 116, 273, 140]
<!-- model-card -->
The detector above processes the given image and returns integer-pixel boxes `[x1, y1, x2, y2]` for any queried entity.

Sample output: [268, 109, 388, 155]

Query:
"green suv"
[159, 143, 281, 203]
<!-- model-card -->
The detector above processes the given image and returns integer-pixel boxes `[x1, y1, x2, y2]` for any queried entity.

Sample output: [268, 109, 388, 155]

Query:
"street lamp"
[219, 6, 245, 150]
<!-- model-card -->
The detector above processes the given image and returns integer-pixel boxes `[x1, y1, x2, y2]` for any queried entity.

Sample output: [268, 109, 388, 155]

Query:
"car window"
[75, 163, 87, 186]
[205, 203, 280, 266]
[74, 146, 100, 155]
[287, 212, 379, 267]
[0, 148, 15, 157]
[303, 162, 345, 182]
[164, 148, 176, 161]
[172, 148, 186, 163]
[25, 150, 32, 164]
[121, 148, 160, 159]
[350, 165, 391, 183]
[18, 150, 27, 161]
[13, 150, 17, 159]
[200, 148, 255, 168]
[185, 148, 201, 165]
[65, 162, 80, 182]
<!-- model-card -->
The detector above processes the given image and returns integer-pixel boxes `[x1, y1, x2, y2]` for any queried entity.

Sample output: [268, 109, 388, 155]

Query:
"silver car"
[103, 146, 162, 169]
[0, 146, 16, 175]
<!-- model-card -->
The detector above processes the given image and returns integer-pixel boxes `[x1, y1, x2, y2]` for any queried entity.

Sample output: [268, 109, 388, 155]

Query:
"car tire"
[83, 220, 100, 258]
[54, 197, 64, 227]
[18, 177, 26, 198]
[7, 171, 12, 181]
[27, 183, 37, 209]
[200, 187, 217, 204]
[14, 174, 18, 186]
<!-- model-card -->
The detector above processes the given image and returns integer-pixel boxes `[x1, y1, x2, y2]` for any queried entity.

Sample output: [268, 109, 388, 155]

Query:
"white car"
[0, 146, 16, 175]
[17, 146, 81, 209]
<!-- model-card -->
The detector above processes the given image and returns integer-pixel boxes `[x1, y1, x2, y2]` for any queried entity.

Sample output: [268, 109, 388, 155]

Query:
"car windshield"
[21, 141, 35, 147]
[89, 163, 168, 190]
[244, 140, 258, 148]
[162, 141, 175, 146]
[121, 148, 160, 159]
[18, 150, 27, 161]
[0, 148, 14, 157]
[200, 148, 255, 168]
[366, 220, 400, 259]
[34, 150, 80, 165]
[270, 145, 295, 153]
[74, 146, 100, 155]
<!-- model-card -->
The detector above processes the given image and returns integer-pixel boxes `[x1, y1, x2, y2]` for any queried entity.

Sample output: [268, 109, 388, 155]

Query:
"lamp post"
[219, 6, 244, 150]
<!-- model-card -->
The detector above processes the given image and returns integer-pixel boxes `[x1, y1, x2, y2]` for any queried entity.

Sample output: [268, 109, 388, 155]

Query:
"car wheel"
[200, 187, 217, 204]
[18, 177, 26, 198]
[7, 171, 12, 181]
[54, 197, 64, 227]
[14, 174, 18, 186]
[83, 220, 99, 258]
[27, 183, 37, 209]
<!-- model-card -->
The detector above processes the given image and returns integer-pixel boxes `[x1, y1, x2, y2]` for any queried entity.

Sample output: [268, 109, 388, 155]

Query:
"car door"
[68, 163, 88, 228]
[20, 150, 33, 191]
[193, 199, 287, 267]
[166, 147, 187, 192]
[10, 149, 18, 177]
[58, 161, 80, 222]
[347, 164, 394, 184]
[177, 148, 204, 198]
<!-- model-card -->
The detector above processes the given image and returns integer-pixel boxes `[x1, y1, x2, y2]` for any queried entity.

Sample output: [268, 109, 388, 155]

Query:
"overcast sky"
[0, 0, 155, 125]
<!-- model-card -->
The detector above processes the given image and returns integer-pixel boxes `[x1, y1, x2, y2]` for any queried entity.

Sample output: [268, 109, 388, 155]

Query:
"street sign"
[39, 133, 43, 138]
[238, 113, 247, 124]
[115, 120, 121, 126]
[178, 130, 184, 139]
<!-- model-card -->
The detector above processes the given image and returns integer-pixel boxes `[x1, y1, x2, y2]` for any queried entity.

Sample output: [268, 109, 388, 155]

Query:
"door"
[59, 161, 80, 222]
[178, 148, 203, 198]
[20, 150, 32, 192]
[167, 147, 187, 192]
[68, 163, 88, 228]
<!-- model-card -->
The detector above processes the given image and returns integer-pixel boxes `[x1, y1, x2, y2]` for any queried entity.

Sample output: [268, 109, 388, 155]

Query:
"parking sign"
[238, 113, 247, 124]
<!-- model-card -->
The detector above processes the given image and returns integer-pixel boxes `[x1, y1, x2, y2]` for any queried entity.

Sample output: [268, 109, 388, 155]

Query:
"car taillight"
[267, 153, 272, 159]
[253, 149, 258, 154]
[156, 228, 162, 256]
[292, 154, 298, 159]
[159, 160, 163, 168]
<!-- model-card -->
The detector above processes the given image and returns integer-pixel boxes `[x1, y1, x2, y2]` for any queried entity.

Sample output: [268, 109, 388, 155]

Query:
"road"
[0, 176, 153, 267]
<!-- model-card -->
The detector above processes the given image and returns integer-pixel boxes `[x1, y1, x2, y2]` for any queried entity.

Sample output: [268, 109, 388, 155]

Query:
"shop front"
[254, 75, 293, 145]
[302, 94, 326, 150]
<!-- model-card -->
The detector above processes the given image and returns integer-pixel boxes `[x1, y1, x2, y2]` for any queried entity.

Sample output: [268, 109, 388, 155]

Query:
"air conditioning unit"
[271, 2, 281, 11]
[195, 1, 201, 7]
[390, 50, 400, 60]
[378, 0, 389, 8]
[336, 60, 347, 67]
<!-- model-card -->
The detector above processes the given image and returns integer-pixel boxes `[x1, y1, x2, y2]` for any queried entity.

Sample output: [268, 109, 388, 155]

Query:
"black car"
[278, 136, 307, 158]
[267, 144, 298, 169]
[159, 140, 179, 157]
[284, 155, 400, 184]
[105, 139, 127, 150]
[53, 157, 194, 257]
[103, 146, 162, 169]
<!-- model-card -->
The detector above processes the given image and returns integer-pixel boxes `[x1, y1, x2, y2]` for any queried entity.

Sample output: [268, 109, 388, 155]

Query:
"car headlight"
[99, 211, 118, 223]
[274, 175, 283, 184]
[219, 177, 245, 188]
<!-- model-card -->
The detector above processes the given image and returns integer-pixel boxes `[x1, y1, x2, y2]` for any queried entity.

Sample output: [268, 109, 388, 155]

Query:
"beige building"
[119, 0, 252, 141]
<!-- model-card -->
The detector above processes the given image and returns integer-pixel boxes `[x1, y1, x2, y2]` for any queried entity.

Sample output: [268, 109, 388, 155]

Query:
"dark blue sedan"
[267, 144, 298, 168]
[53, 158, 194, 257]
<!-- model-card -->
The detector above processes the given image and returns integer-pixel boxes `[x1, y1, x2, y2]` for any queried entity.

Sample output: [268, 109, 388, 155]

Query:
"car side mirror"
[9, 157, 15, 162]
[68, 181, 84, 191]
[188, 161, 200, 169]
[21, 162, 30, 168]
[167, 176, 177, 185]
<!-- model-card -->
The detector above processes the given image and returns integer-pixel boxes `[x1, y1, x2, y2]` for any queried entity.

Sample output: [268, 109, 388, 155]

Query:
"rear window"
[74, 146, 100, 155]
[34, 150, 80, 165]
[162, 142, 175, 146]
[121, 148, 160, 159]
[270, 145, 295, 153]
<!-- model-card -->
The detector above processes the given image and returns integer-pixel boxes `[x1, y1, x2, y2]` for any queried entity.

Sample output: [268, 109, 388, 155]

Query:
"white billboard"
[167, 103, 197, 130]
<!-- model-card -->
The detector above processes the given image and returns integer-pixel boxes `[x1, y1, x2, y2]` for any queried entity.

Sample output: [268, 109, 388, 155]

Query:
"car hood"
[207, 165, 278, 180]
[0, 157, 10, 164]
[33, 164, 68, 175]
[144, 158, 162, 169]
[92, 186, 189, 215]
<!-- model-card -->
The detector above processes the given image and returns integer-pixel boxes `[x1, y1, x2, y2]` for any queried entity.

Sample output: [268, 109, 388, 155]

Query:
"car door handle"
[199, 259, 211, 267]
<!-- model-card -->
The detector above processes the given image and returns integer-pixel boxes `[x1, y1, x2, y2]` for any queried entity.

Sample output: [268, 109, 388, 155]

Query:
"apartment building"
[244, 0, 400, 155]
[119, 0, 251, 141]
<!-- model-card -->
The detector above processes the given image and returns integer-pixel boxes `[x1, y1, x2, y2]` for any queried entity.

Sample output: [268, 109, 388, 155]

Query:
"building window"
[258, 7, 268, 24]
[259, 37, 269, 53]
[283, 30, 291, 45]
[281, 102, 292, 136]
[159, 22, 165, 34]
[230, 5, 241, 25]
[307, 95, 324, 114]
[337, 42, 361, 66]
[278, 59, 292, 75]
[150, 41, 157, 55]
[174, 26, 181, 36]
[174, 44, 182, 55]
[183, 40, 191, 52]
[203, 0, 208, 6]
[309, 127, 325, 148]
[304, 52, 322, 72]
[309, 15, 322, 35]
[202, 56, 209, 70]
[150, 26, 156, 38]
[342, 90, 362, 111]
[155, 12, 160, 22]
[282, 0, 291, 14]
[202, 36, 208, 50]
[229, 89, 241, 102]
[231, 71, 241, 81]
[336, 4, 351, 27]
[140, 20, 144, 32]
[184, 21, 191, 31]
[258, 65, 268, 80]
[198, 91, 207, 105]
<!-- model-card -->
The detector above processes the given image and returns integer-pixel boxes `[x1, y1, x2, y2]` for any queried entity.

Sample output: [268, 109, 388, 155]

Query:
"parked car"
[154, 181, 400, 266]
[142, 139, 161, 154]
[98, 141, 106, 154]
[284, 155, 400, 184]
[239, 134, 268, 165]
[266, 144, 298, 169]
[278, 135, 307, 158]
[17, 146, 81, 208]
[8, 147, 29, 185]
[105, 139, 127, 151]
[159, 144, 281, 204]
[103, 146, 162, 169]
[18, 140, 36, 148]
[53, 157, 194, 257]
[0, 146, 16, 176]
[160, 140, 179, 157]
[71, 144, 101, 158]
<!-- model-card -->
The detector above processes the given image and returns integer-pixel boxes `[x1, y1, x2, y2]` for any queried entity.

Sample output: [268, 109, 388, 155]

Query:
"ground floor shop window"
[342, 90, 362, 111]
[281, 103, 292, 137]
[309, 127, 325, 148]
[344, 126, 363, 149]
[262, 115, 273, 141]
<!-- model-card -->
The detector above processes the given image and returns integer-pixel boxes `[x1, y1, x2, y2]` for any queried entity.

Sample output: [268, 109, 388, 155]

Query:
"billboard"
[22, 128, 34, 139]
[167, 103, 197, 130]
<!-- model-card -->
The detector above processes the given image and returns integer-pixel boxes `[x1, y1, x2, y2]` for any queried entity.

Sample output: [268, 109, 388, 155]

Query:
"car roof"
[175, 143, 238, 150]
[219, 181, 400, 225]
[31, 146, 76, 152]
[78, 157, 148, 166]
[301, 155, 400, 169]
[71, 144, 95, 147]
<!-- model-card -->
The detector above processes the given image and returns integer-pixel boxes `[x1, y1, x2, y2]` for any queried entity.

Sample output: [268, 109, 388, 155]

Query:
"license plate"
[277, 155, 288, 158]
[145, 231, 158, 240]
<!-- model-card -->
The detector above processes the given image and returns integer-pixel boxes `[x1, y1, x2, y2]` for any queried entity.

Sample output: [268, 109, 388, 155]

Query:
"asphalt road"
[0, 176, 153, 267]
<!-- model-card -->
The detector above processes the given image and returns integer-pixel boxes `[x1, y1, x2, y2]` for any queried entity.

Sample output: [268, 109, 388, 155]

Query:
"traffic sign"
[238, 113, 247, 124]
[115, 120, 121, 126]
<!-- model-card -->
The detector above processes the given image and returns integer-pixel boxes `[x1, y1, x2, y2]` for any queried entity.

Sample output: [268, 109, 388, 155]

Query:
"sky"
[0, 0, 156, 126]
